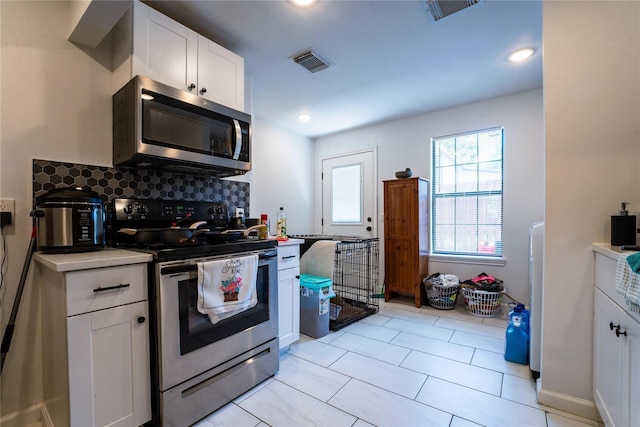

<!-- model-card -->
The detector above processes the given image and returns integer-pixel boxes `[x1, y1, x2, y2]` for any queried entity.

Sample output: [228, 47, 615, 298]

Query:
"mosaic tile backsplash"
[32, 159, 250, 214]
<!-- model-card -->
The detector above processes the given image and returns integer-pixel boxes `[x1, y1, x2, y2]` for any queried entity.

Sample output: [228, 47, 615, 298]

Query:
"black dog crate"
[291, 235, 380, 330]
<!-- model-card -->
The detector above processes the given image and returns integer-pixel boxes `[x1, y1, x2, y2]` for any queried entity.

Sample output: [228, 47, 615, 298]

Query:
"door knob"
[137, 316, 146, 324]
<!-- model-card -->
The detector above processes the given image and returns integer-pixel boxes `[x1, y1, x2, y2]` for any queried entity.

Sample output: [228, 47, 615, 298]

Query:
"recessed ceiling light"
[298, 114, 311, 122]
[289, 0, 318, 7]
[507, 47, 536, 63]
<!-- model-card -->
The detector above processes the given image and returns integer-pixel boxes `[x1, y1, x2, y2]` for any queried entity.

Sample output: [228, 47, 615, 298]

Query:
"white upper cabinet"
[131, 2, 198, 93]
[198, 37, 245, 113]
[113, 0, 245, 111]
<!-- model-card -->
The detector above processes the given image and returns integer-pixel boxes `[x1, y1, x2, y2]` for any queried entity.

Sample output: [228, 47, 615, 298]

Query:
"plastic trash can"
[299, 274, 335, 338]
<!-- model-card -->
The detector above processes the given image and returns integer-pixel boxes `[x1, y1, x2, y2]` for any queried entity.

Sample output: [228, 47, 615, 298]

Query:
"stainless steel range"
[111, 198, 279, 427]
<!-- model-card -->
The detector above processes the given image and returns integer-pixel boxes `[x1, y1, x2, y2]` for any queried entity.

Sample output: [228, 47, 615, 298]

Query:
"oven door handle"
[161, 251, 277, 276]
[259, 250, 277, 260]
[161, 265, 196, 275]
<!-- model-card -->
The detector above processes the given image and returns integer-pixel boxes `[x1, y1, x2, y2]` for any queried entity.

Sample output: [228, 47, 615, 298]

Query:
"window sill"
[428, 254, 507, 267]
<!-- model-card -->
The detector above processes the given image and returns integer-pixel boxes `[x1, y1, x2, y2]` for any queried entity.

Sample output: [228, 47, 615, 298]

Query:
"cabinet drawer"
[278, 245, 300, 270]
[66, 264, 148, 316]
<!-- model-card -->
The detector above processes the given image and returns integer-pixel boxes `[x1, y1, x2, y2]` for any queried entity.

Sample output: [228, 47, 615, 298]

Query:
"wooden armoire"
[383, 177, 429, 307]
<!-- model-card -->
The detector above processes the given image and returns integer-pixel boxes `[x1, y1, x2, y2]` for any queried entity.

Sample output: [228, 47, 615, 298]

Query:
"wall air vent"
[425, 0, 482, 22]
[290, 48, 333, 73]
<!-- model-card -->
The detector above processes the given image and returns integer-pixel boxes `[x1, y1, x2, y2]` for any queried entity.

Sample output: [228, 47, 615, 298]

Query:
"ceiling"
[144, 0, 543, 139]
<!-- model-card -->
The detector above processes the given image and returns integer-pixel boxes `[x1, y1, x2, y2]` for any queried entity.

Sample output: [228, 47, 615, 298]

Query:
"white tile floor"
[194, 297, 602, 427]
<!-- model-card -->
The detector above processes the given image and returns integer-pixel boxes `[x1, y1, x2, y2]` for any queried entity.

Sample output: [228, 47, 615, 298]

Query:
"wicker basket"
[461, 287, 503, 317]
[423, 276, 459, 310]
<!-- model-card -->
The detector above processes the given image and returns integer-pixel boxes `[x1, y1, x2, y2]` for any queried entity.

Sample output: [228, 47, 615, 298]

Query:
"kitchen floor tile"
[286, 337, 347, 367]
[329, 351, 427, 399]
[328, 378, 452, 427]
[275, 352, 350, 401]
[329, 332, 411, 365]
[390, 330, 475, 363]
[450, 329, 505, 353]
[381, 317, 455, 341]
[377, 306, 439, 324]
[471, 348, 531, 378]
[194, 299, 603, 427]
[338, 320, 400, 342]
[501, 373, 541, 409]
[237, 380, 356, 427]
[194, 402, 261, 427]
[416, 376, 548, 426]
[401, 349, 503, 396]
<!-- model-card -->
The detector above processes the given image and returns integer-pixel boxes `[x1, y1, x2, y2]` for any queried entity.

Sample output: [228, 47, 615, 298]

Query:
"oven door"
[156, 249, 278, 391]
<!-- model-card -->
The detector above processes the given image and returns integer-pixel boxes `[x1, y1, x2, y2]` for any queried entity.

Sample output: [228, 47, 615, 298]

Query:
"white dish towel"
[197, 254, 258, 324]
[615, 253, 640, 313]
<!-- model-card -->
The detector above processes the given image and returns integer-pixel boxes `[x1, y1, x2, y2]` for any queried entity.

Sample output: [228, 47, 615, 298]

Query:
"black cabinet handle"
[137, 316, 146, 324]
[366, 226, 372, 231]
[610, 322, 627, 337]
[295, 275, 300, 279]
[188, 83, 196, 90]
[200, 87, 207, 94]
[281, 255, 296, 260]
[93, 283, 130, 293]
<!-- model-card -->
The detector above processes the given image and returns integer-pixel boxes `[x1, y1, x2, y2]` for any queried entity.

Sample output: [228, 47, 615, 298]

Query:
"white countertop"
[272, 238, 304, 246]
[33, 248, 153, 272]
[592, 243, 638, 260]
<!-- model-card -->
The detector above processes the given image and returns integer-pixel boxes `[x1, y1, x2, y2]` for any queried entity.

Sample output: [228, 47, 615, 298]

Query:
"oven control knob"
[137, 316, 146, 324]
[137, 204, 149, 217]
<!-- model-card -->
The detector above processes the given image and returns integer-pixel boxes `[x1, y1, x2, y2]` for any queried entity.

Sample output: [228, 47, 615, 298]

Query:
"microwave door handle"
[232, 119, 242, 160]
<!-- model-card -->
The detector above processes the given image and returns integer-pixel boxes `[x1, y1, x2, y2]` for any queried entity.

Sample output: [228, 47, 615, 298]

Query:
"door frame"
[319, 148, 378, 237]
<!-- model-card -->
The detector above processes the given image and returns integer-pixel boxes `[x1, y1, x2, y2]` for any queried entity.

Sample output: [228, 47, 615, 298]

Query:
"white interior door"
[322, 150, 376, 237]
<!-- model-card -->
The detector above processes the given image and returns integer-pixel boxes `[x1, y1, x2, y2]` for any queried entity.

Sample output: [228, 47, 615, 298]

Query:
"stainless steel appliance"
[112, 198, 278, 427]
[113, 75, 251, 177]
[34, 186, 105, 253]
[529, 221, 544, 380]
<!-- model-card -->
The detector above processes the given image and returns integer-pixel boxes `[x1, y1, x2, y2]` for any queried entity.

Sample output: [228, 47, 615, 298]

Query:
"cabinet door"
[278, 266, 300, 350]
[197, 36, 245, 111]
[384, 180, 417, 294]
[67, 301, 151, 427]
[593, 289, 625, 427]
[132, 1, 198, 92]
[625, 311, 640, 427]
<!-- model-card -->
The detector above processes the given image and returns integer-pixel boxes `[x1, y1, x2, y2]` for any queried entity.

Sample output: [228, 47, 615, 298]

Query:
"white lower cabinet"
[593, 251, 640, 427]
[38, 258, 151, 427]
[277, 244, 301, 350]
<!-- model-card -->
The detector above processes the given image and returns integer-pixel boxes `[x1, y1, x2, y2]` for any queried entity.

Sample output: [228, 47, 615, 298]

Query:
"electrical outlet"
[0, 199, 15, 216]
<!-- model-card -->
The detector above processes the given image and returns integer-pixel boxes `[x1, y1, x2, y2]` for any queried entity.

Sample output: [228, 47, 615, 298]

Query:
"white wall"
[247, 117, 315, 235]
[1, 1, 114, 419]
[539, 1, 640, 419]
[314, 89, 544, 305]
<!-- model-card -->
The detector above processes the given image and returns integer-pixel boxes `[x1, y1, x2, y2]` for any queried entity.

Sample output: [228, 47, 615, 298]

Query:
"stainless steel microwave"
[113, 75, 250, 177]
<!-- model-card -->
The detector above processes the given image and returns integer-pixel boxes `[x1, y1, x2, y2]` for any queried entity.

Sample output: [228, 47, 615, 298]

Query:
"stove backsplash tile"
[32, 159, 249, 214]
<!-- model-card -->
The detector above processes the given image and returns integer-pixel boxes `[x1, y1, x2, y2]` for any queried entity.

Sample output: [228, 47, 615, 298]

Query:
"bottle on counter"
[276, 207, 288, 241]
[260, 214, 269, 240]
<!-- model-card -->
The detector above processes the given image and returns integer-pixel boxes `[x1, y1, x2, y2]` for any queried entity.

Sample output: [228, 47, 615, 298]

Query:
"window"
[431, 127, 503, 257]
[331, 163, 362, 224]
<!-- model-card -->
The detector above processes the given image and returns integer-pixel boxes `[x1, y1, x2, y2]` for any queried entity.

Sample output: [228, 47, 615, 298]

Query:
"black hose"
[0, 214, 37, 376]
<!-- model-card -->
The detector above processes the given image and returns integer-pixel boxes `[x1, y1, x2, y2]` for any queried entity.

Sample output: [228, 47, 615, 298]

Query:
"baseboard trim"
[536, 381, 602, 422]
[0, 402, 46, 427]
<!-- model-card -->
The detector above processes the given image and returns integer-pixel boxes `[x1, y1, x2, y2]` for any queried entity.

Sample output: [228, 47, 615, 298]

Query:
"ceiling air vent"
[425, 0, 482, 22]
[290, 48, 333, 73]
